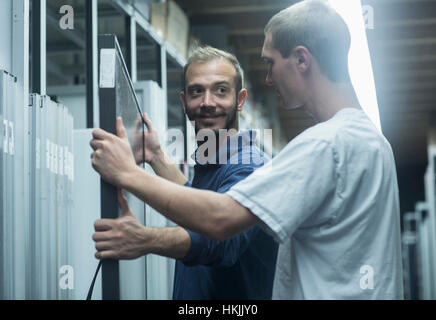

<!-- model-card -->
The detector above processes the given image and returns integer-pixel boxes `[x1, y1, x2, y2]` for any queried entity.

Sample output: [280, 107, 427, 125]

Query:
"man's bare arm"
[147, 226, 191, 259]
[121, 165, 260, 241]
[93, 188, 192, 260]
[149, 149, 188, 185]
[91, 119, 259, 241]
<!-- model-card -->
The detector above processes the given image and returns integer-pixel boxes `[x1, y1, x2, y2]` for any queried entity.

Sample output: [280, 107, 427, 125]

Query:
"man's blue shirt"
[172, 130, 278, 300]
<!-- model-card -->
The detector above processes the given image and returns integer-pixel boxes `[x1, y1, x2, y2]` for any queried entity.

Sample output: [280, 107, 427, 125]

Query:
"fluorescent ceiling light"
[328, 0, 381, 131]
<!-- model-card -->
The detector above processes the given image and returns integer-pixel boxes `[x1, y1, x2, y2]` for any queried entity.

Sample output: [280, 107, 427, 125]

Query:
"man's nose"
[265, 70, 274, 86]
[201, 90, 216, 107]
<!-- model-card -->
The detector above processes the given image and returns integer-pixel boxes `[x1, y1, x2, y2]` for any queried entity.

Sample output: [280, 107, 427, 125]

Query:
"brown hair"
[183, 45, 244, 93]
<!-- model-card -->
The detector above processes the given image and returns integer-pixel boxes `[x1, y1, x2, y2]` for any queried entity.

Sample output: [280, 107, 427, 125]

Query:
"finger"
[135, 114, 143, 131]
[116, 117, 128, 141]
[92, 231, 113, 242]
[142, 112, 155, 132]
[94, 219, 115, 231]
[91, 150, 102, 170]
[90, 139, 104, 151]
[95, 240, 114, 252]
[95, 250, 118, 260]
[92, 128, 112, 141]
[117, 188, 130, 213]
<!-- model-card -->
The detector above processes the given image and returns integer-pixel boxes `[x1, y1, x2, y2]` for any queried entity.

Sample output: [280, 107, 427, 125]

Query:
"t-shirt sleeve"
[226, 138, 341, 243]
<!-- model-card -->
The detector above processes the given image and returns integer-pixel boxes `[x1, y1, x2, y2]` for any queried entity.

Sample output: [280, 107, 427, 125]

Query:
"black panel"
[98, 34, 146, 300]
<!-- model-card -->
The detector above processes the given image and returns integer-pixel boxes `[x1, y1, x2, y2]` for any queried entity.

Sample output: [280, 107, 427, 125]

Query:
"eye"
[189, 87, 203, 95]
[216, 87, 227, 94]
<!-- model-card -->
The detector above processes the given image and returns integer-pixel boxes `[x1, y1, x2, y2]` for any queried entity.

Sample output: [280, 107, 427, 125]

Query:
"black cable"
[86, 260, 102, 300]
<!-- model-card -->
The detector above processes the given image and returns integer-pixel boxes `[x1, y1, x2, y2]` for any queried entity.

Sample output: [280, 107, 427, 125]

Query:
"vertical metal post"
[31, 0, 46, 95]
[130, 18, 137, 83]
[156, 44, 168, 138]
[155, 45, 166, 90]
[160, 44, 168, 147]
[125, 15, 137, 82]
[125, 16, 131, 77]
[86, 0, 98, 128]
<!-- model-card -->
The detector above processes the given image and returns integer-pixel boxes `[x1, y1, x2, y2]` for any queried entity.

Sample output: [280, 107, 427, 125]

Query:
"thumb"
[142, 112, 155, 132]
[116, 117, 128, 142]
[117, 188, 133, 217]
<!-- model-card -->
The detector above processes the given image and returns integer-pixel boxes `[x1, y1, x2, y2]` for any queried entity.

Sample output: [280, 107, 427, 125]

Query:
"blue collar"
[191, 130, 257, 166]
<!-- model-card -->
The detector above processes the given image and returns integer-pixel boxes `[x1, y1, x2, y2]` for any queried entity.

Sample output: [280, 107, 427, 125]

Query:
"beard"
[188, 103, 239, 157]
[186, 101, 238, 136]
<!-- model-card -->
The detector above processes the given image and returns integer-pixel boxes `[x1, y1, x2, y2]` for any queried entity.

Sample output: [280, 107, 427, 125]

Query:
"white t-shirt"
[226, 108, 404, 299]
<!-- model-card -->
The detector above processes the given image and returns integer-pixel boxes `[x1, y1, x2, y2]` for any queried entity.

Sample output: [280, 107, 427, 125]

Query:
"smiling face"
[262, 32, 306, 110]
[181, 59, 247, 134]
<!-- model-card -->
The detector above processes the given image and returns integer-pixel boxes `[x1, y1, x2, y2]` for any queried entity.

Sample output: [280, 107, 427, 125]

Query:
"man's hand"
[132, 112, 164, 165]
[132, 112, 188, 185]
[90, 117, 137, 187]
[93, 188, 153, 260]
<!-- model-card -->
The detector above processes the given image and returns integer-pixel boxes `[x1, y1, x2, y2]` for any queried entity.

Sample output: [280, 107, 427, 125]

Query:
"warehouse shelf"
[110, 0, 186, 67]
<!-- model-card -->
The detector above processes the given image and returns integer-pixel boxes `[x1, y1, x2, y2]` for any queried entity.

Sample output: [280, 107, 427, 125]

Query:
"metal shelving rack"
[32, 0, 187, 139]
[27, 0, 190, 300]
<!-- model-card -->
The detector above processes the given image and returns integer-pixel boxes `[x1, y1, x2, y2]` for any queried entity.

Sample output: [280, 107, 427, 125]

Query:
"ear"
[294, 46, 311, 74]
[237, 89, 247, 112]
[180, 91, 187, 114]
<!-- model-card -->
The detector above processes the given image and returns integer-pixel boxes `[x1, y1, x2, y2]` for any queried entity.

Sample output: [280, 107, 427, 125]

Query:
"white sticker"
[99, 49, 116, 88]
[67, 151, 72, 182]
[68, 151, 72, 181]
[64, 150, 67, 179]
[9, 121, 14, 155]
[59, 146, 64, 176]
[50, 141, 54, 173]
[46, 139, 51, 170]
[50, 141, 53, 173]
[71, 152, 74, 182]
[54, 143, 58, 175]
[3, 119, 8, 154]
[64, 147, 69, 178]
[36, 138, 40, 170]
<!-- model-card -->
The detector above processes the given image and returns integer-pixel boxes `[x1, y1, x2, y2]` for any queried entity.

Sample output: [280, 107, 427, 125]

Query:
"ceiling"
[174, 0, 436, 167]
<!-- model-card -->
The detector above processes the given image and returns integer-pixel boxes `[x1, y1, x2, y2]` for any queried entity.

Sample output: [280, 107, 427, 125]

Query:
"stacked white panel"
[28, 94, 74, 299]
[44, 82, 175, 300]
[401, 212, 416, 300]
[70, 129, 102, 300]
[0, 71, 18, 299]
[414, 202, 427, 300]
[135, 81, 174, 300]
[418, 147, 436, 299]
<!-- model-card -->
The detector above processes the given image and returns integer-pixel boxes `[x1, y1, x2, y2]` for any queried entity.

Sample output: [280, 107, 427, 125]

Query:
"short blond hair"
[265, 0, 351, 82]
